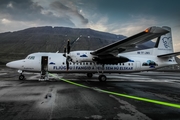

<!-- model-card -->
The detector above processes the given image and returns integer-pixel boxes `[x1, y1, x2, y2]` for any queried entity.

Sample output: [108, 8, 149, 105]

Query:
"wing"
[158, 52, 180, 57]
[91, 26, 169, 56]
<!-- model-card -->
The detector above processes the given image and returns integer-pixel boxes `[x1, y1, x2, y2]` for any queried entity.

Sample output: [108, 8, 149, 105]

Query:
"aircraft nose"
[6, 62, 11, 68]
[6, 61, 17, 68]
[6, 60, 24, 69]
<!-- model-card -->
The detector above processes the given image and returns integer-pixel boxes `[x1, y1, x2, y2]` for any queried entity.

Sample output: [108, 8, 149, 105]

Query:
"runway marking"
[0, 73, 7, 76]
[49, 73, 180, 109]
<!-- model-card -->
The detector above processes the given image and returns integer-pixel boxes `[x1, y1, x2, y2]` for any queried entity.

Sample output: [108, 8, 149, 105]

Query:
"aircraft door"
[41, 56, 48, 75]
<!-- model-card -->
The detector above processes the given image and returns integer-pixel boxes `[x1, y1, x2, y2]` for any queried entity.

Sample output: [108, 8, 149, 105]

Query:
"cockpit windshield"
[26, 56, 35, 60]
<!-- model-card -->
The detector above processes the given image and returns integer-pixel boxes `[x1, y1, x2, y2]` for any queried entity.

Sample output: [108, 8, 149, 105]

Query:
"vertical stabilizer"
[156, 26, 173, 55]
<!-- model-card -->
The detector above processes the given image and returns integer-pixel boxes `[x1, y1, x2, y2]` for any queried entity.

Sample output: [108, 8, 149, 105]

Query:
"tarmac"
[0, 66, 180, 120]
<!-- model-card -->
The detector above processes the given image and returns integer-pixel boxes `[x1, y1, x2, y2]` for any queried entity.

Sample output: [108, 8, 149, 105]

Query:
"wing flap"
[91, 26, 169, 55]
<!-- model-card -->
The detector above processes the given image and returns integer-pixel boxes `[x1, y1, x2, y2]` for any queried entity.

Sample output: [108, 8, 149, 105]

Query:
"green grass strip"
[49, 73, 180, 109]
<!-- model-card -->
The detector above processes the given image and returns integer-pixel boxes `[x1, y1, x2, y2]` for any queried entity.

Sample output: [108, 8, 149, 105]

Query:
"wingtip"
[145, 28, 150, 33]
[147, 26, 170, 34]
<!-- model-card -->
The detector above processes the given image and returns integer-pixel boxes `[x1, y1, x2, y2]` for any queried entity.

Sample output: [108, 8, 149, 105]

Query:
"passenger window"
[63, 62, 65, 65]
[86, 62, 88, 65]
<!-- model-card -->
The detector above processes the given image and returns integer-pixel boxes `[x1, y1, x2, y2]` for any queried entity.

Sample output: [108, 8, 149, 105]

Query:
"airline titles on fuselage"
[52, 66, 134, 71]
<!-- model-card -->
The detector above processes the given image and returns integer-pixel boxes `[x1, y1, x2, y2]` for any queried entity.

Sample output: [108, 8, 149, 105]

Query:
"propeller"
[63, 40, 72, 71]
[63, 37, 80, 71]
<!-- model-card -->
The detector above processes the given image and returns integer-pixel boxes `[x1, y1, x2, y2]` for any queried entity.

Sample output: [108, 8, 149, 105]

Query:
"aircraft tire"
[87, 73, 93, 78]
[98, 75, 107, 82]
[19, 75, 25, 80]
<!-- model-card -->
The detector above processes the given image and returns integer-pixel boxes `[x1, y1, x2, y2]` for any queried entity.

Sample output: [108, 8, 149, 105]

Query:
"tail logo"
[162, 37, 172, 49]
[142, 60, 158, 68]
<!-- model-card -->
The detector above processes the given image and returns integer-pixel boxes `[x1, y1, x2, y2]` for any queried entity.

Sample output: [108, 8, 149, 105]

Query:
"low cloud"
[0, 0, 43, 21]
[85, 15, 158, 36]
[0, 0, 90, 32]
[0, 0, 76, 32]
[50, 1, 88, 25]
[1, 18, 11, 24]
[110, 18, 158, 36]
[86, 17, 108, 32]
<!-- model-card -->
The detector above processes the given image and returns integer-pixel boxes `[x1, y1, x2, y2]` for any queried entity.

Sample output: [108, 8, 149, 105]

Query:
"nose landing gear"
[19, 74, 25, 80]
[18, 70, 25, 80]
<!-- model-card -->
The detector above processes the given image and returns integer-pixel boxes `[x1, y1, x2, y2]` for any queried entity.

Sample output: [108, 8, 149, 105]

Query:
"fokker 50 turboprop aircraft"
[6, 26, 180, 82]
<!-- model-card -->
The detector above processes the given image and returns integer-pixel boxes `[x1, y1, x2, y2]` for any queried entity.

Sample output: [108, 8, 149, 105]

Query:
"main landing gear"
[87, 73, 93, 78]
[91, 63, 107, 82]
[97, 64, 107, 82]
[98, 75, 107, 82]
[87, 73, 107, 82]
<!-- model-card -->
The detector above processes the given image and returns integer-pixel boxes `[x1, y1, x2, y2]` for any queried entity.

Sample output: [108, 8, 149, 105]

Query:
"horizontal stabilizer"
[157, 52, 180, 57]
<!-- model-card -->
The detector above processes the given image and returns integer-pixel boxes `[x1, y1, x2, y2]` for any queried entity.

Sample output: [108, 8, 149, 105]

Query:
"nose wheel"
[19, 74, 25, 80]
[18, 70, 25, 80]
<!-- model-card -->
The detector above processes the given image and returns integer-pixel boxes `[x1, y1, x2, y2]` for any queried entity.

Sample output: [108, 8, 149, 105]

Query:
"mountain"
[0, 26, 154, 65]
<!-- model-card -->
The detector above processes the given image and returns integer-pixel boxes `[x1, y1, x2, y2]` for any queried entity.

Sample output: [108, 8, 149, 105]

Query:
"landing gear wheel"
[19, 75, 25, 80]
[87, 73, 93, 78]
[98, 75, 107, 82]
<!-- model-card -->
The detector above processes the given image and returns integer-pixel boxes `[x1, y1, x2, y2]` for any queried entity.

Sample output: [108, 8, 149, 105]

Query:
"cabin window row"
[62, 62, 134, 66]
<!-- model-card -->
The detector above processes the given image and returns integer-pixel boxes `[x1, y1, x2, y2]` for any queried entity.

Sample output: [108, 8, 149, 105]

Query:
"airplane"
[6, 26, 180, 82]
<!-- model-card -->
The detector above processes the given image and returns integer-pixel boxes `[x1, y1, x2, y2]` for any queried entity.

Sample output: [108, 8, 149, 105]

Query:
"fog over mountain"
[0, 26, 155, 64]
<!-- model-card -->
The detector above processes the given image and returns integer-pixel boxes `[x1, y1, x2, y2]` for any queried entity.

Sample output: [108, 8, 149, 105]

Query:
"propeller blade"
[67, 40, 70, 54]
[66, 59, 69, 71]
[63, 47, 66, 57]
[64, 47, 66, 53]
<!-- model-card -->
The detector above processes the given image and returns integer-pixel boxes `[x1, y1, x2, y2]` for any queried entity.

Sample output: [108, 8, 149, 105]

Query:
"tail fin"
[155, 26, 173, 55]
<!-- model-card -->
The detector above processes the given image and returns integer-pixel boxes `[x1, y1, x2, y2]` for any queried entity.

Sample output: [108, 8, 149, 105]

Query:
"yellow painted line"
[49, 73, 180, 109]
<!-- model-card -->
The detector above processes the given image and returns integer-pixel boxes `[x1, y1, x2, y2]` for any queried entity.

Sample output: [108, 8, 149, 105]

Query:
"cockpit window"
[26, 56, 35, 60]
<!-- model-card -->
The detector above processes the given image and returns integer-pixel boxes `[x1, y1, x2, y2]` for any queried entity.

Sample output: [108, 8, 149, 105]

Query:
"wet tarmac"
[0, 67, 180, 120]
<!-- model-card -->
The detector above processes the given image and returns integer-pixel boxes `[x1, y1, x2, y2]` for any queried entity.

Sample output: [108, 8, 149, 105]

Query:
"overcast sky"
[0, 0, 180, 51]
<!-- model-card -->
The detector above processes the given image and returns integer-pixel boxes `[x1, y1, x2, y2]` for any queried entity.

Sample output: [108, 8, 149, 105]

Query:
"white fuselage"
[6, 49, 177, 74]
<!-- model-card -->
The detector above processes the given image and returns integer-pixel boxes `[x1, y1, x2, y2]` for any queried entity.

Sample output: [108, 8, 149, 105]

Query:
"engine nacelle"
[68, 51, 129, 64]
[92, 55, 129, 64]
[69, 51, 94, 63]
